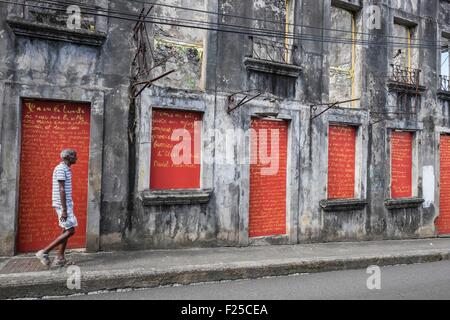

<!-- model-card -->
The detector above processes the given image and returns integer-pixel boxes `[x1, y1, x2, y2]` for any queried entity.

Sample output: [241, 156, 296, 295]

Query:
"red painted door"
[328, 125, 357, 199]
[249, 119, 288, 238]
[17, 100, 90, 253]
[391, 131, 413, 199]
[437, 135, 450, 235]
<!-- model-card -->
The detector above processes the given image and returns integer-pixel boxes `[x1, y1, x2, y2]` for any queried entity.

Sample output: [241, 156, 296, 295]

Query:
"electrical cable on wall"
[3, 0, 448, 49]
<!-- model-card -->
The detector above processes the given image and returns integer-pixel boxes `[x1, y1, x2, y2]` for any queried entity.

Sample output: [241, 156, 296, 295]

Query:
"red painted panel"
[437, 135, 450, 234]
[18, 100, 90, 253]
[391, 131, 413, 199]
[249, 119, 288, 238]
[150, 109, 202, 190]
[328, 125, 357, 199]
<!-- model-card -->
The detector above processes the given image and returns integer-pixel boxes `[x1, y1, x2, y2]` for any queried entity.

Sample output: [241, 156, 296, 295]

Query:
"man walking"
[36, 149, 78, 268]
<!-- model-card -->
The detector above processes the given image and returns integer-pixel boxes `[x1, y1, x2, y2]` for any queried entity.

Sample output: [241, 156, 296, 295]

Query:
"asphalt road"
[51, 260, 450, 300]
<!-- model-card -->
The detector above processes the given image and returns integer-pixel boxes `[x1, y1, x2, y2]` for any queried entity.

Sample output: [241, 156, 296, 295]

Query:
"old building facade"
[0, 0, 449, 256]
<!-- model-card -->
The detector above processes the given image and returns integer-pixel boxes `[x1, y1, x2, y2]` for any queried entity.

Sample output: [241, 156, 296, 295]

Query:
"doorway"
[17, 99, 91, 252]
[249, 118, 288, 238]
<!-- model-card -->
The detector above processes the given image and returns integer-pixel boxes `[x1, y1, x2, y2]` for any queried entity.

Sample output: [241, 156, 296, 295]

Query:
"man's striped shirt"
[52, 162, 73, 207]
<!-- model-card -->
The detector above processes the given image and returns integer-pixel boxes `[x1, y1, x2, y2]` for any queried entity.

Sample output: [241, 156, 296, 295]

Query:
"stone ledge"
[384, 198, 424, 210]
[319, 199, 368, 212]
[438, 90, 450, 101]
[387, 81, 426, 94]
[243, 57, 302, 78]
[7, 18, 107, 47]
[141, 189, 213, 206]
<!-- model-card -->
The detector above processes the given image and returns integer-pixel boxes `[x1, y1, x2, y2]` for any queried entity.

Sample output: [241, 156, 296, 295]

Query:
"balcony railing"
[439, 75, 450, 92]
[249, 36, 297, 65]
[390, 64, 421, 87]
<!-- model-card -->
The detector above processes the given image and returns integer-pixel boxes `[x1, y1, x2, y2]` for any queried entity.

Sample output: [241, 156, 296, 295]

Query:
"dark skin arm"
[58, 180, 68, 222]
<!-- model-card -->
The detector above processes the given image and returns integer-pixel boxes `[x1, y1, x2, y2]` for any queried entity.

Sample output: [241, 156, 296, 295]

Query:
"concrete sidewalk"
[1, 238, 450, 299]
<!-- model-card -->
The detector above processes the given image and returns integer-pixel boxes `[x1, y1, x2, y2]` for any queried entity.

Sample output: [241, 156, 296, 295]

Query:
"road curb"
[1, 250, 449, 299]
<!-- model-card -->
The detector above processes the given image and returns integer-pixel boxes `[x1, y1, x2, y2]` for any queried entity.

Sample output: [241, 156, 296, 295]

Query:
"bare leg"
[55, 229, 68, 260]
[57, 238, 69, 260]
[43, 228, 75, 255]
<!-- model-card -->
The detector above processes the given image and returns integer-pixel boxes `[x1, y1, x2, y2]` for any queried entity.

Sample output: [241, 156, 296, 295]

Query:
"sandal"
[52, 258, 75, 268]
[35, 250, 51, 267]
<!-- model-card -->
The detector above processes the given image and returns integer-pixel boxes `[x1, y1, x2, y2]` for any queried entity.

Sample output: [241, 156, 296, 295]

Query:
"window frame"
[392, 17, 419, 71]
[325, 122, 365, 201]
[328, 4, 361, 108]
[149, 107, 204, 191]
[136, 90, 215, 206]
[326, 124, 359, 200]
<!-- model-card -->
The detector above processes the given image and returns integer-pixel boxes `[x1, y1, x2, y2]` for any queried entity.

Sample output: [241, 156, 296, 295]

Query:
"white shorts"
[54, 203, 78, 230]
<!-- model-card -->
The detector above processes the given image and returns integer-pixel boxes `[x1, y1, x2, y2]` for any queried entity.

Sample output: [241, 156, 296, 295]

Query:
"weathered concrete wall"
[439, 0, 449, 27]
[152, 0, 207, 91]
[95, 0, 138, 250]
[0, 0, 135, 255]
[0, 2, 17, 256]
[363, 0, 439, 241]
[392, 0, 419, 12]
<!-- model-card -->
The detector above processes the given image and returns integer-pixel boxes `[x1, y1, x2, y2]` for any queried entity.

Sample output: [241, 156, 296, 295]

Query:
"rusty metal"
[388, 64, 423, 113]
[227, 90, 262, 114]
[310, 98, 361, 120]
[131, 5, 175, 99]
[250, 36, 297, 65]
[390, 64, 421, 86]
[133, 70, 175, 98]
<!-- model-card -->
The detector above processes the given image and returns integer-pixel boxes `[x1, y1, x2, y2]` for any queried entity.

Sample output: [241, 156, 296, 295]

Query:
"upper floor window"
[244, 0, 300, 98]
[250, 0, 296, 65]
[393, 23, 415, 69]
[152, 0, 207, 91]
[440, 35, 449, 92]
[391, 22, 420, 86]
[329, 6, 359, 108]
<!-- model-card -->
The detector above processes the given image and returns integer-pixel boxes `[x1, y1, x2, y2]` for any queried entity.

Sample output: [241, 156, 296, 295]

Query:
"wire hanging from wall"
[227, 89, 263, 114]
[131, 5, 175, 99]
[4, 0, 449, 50]
[309, 98, 361, 120]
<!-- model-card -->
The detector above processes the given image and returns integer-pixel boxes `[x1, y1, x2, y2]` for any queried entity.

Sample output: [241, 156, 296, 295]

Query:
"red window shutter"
[391, 131, 413, 199]
[150, 109, 202, 190]
[327, 125, 357, 199]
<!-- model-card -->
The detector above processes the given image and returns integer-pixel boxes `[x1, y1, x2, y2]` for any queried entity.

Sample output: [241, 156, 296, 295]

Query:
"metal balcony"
[390, 64, 422, 87]
[249, 36, 297, 65]
[244, 36, 302, 78]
